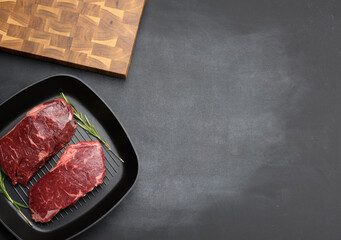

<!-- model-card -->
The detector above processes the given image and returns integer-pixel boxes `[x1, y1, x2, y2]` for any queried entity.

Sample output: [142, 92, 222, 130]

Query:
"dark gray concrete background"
[1, 0, 341, 239]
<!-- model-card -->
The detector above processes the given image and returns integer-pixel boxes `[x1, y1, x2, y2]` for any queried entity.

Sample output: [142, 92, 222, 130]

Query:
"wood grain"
[0, 0, 145, 78]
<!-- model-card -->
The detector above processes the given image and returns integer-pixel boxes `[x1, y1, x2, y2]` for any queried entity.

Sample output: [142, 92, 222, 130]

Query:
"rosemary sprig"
[60, 92, 124, 163]
[0, 171, 32, 227]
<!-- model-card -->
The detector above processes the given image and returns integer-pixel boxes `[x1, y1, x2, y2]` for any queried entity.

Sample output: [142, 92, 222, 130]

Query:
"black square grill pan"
[0, 75, 138, 240]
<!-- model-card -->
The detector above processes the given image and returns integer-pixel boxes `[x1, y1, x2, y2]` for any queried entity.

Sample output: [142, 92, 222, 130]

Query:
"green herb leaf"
[0, 171, 32, 227]
[14, 201, 29, 209]
[60, 92, 124, 163]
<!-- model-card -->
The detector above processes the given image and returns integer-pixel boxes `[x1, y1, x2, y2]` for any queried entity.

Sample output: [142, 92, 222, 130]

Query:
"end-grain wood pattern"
[0, 0, 145, 78]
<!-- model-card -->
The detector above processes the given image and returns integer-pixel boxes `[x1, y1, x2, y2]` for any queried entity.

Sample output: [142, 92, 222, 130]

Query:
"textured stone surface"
[1, 0, 341, 239]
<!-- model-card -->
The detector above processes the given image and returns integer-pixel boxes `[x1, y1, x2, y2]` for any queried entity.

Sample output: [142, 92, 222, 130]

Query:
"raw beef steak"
[0, 98, 76, 186]
[29, 141, 106, 223]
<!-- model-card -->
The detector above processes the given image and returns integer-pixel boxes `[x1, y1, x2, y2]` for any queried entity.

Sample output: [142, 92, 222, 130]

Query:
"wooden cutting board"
[0, 0, 145, 78]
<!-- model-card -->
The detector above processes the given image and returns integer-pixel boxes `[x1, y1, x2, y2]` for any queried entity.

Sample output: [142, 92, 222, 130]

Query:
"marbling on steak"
[0, 98, 76, 186]
[29, 141, 105, 223]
